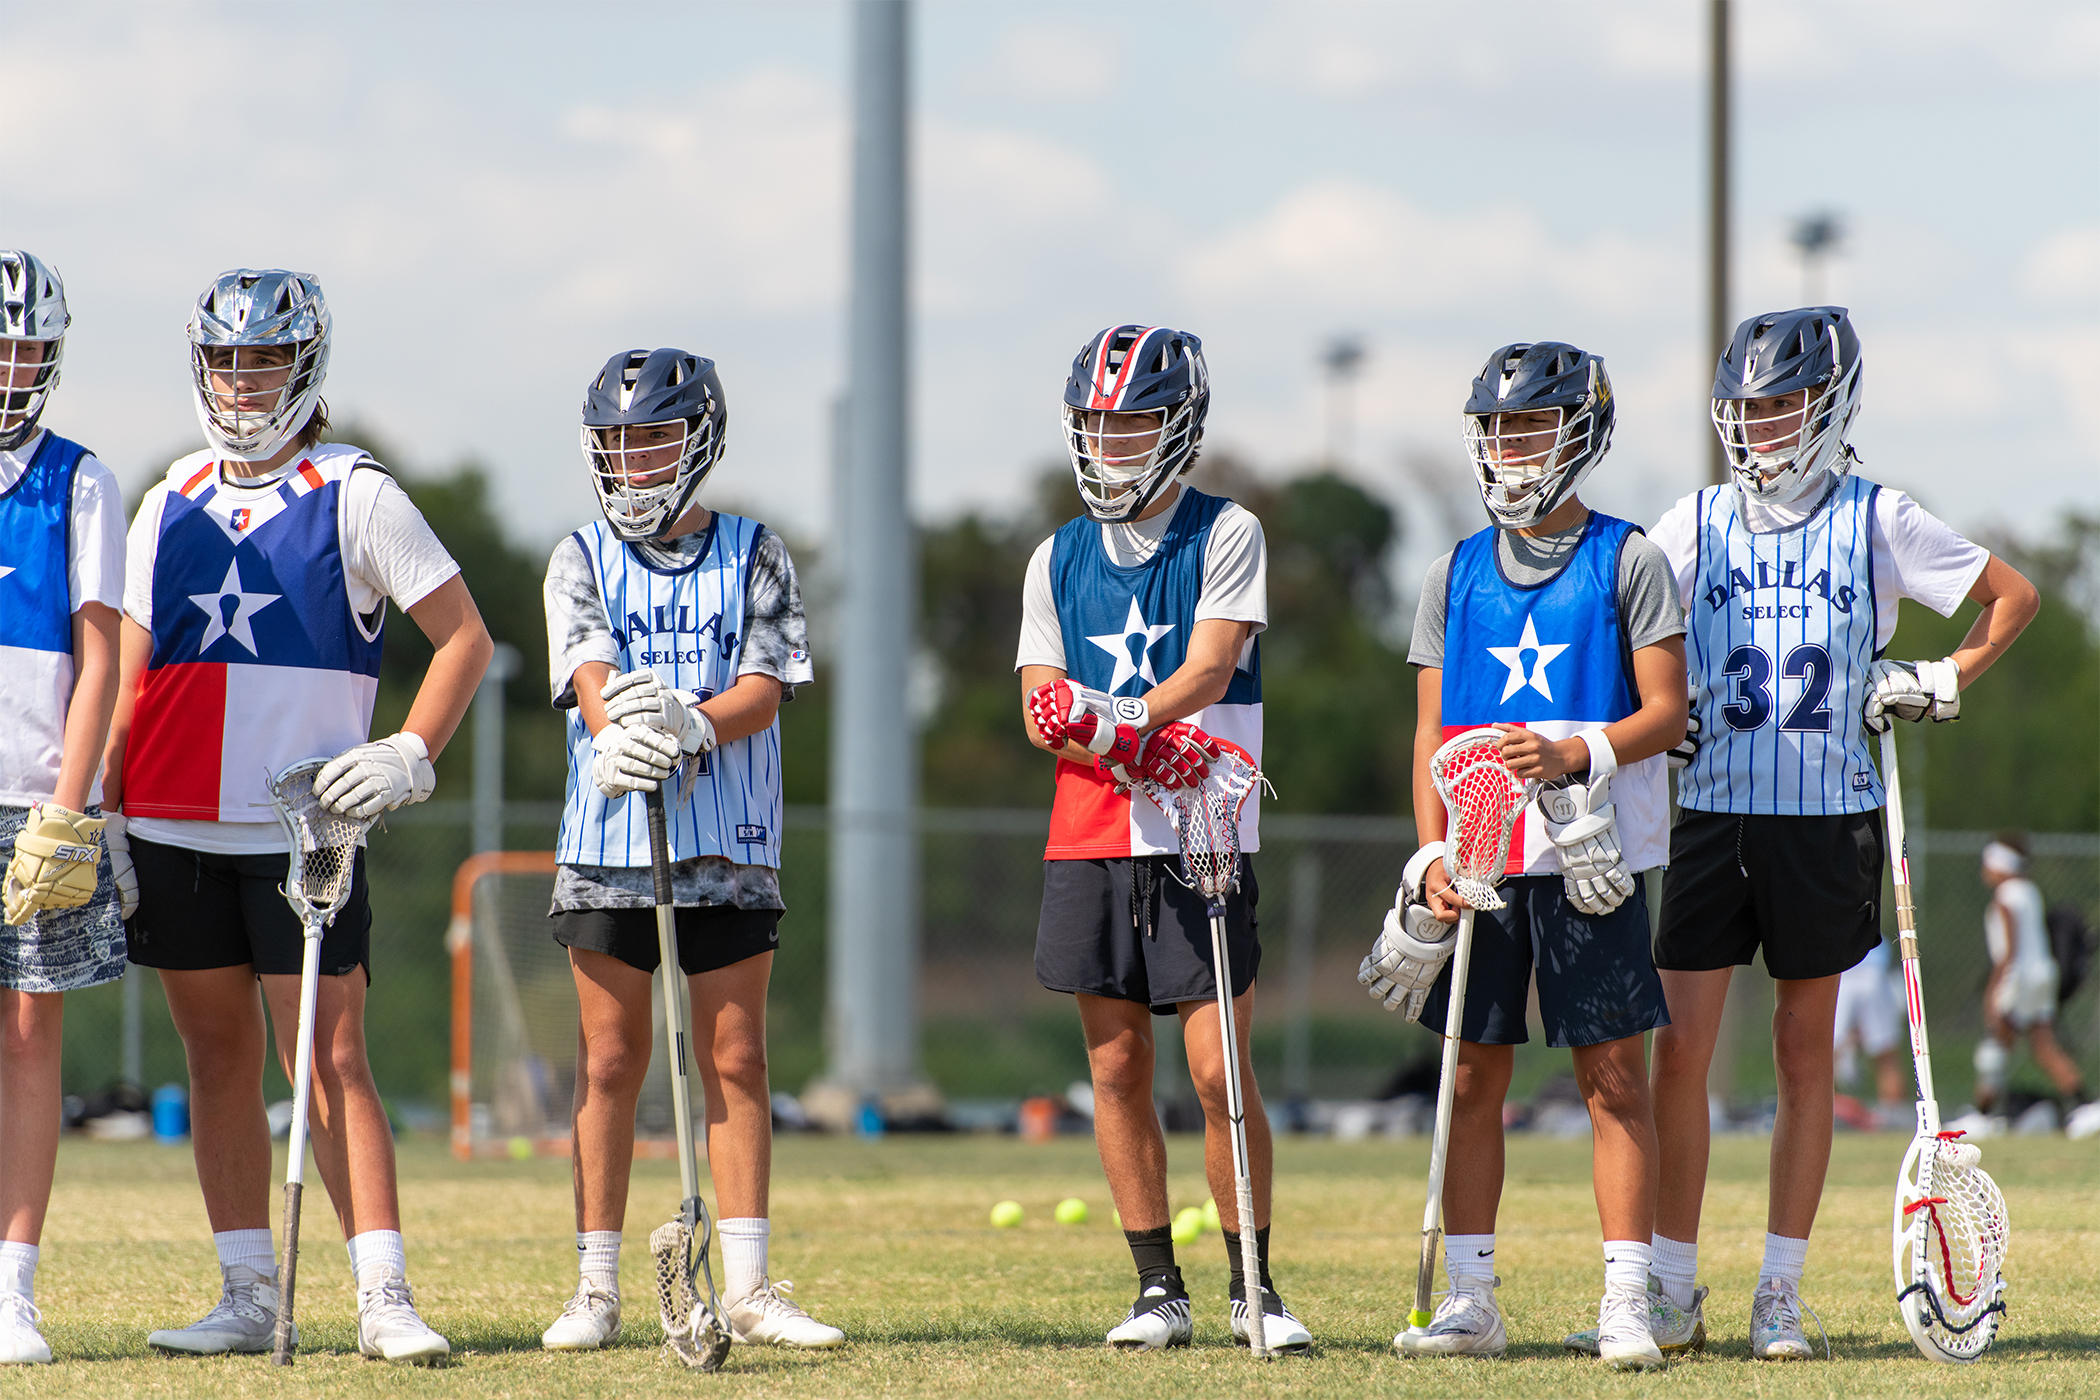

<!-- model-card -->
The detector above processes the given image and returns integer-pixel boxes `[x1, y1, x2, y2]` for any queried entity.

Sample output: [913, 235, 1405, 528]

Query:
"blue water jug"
[152, 1084, 190, 1143]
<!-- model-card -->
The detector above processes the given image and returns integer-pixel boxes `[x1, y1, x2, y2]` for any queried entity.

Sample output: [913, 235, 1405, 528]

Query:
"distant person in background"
[1831, 938, 1908, 1128]
[0, 251, 129, 1366]
[1973, 833, 2088, 1119]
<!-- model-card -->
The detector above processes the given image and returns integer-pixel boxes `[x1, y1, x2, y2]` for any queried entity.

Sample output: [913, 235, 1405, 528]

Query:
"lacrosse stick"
[1882, 731, 2007, 1362]
[265, 757, 379, 1366]
[642, 786, 732, 1372]
[1135, 740, 1270, 1358]
[1407, 729, 1536, 1336]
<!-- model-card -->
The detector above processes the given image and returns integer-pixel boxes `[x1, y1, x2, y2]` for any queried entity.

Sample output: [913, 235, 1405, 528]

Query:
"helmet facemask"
[1063, 403, 1198, 523]
[1464, 381, 1612, 529]
[0, 335, 63, 452]
[584, 415, 718, 540]
[1713, 357, 1861, 505]
[187, 270, 332, 463]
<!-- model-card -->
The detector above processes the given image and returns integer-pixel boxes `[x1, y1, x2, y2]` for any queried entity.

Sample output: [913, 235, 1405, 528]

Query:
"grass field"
[7, 1131, 2097, 1397]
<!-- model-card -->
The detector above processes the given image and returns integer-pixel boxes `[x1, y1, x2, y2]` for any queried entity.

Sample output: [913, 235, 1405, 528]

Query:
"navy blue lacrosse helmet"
[581, 348, 726, 540]
[1463, 341, 1614, 528]
[1062, 325, 1209, 522]
[1711, 306, 1861, 503]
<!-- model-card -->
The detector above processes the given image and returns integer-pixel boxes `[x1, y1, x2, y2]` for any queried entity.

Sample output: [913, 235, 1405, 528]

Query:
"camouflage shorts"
[0, 803, 130, 993]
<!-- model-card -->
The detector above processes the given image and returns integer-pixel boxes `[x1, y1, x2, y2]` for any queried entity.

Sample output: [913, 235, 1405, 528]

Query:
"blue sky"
[13, 0, 2098, 574]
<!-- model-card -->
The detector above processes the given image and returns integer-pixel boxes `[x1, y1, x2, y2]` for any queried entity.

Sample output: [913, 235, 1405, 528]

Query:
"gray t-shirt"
[1409, 518, 1684, 668]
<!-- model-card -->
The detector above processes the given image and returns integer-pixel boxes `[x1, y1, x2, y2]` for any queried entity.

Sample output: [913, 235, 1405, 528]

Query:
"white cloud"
[972, 23, 1120, 100]
[2023, 229, 2100, 304]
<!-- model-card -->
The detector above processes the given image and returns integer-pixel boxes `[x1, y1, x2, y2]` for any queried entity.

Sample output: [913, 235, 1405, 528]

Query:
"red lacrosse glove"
[1026, 678, 1115, 750]
[1138, 722, 1221, 789]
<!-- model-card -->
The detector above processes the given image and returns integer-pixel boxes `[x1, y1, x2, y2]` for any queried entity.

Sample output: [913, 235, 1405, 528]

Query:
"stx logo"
[1702, 559, 1857, 617]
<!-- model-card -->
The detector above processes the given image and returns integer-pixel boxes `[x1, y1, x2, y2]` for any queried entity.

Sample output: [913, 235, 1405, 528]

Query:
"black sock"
[1222, 1226, 1274, 1294]
[1125, 1227, 1177, 1287]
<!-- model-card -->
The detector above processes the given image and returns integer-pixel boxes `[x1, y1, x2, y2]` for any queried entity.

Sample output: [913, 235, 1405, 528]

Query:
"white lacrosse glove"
[315, 732, 437, 820]
[1357, 842, 1456, 1021]
[602, 668, 717, 755]
[591, 722, 681, 798]
[103, 812, 140, 920]
[3, 802, 105, 926]
[1541, 731, 1636, 916]
[1864, 657, 1961, 732]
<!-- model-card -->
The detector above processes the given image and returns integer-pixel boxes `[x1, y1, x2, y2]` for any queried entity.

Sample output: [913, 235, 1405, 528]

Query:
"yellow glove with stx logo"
[4, 802, 106, 926]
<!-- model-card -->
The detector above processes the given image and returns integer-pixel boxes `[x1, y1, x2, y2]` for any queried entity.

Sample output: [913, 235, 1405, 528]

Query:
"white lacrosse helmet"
[1061, 325, 1209, 523]
[1462, 342, 1615, 529]
[187, 269, 332, 462]
[1711, 306, 1862, 505]
[0, 250, 70, 452]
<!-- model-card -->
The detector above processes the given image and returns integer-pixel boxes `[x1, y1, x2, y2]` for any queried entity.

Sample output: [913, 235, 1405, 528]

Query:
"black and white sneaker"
[1228, 1280, 1312, 1354]
[1106, 1272, 1192, 1351]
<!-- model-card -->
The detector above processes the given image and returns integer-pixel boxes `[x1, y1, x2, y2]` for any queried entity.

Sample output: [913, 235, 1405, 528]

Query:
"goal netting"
[448, 852, 693, 1160]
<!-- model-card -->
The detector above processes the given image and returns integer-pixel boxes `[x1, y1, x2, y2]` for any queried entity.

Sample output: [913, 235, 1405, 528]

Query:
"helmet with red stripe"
[1061, 324, 1209, 522]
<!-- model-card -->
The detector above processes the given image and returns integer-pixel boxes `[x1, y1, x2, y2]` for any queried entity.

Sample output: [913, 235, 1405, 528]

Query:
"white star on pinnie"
[0, 566, 14, 582]
[1085, 597, 1175, 693]
[187, 559, 281, 656]
[1486, 614, 1569, 702]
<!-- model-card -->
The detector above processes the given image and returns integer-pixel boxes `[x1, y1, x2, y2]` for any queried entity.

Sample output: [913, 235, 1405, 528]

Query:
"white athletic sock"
[1443, 1233, 1495, 1289]
[1759, 1232, 1807, 1287]
[717, 1217, 770, 1303]
[1651, 1233, 1697, 1310]
[1603, 1240, 1650, 1294]
[0, 1241, 38, 1302]
[213, 1228, 276, 1279]
[578, 1230, 621, 1293]
[347, 1229, 407, 1291]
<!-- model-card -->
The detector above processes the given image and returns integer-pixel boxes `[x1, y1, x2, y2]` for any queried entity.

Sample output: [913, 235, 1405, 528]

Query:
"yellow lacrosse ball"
[1172, 1206, 1203, 1246]
[507, 1136, 533, 1161]
[1055, 1197, 1089, 1225]
[990, 1200, 1023, 1228]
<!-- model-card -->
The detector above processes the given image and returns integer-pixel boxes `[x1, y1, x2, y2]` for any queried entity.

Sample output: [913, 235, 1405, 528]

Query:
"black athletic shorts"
[1416, 875, 1669, 1049]
[1653, 808, 1883, 981]
[552, 905, 781, 976]
[127, 835, 371, 978]
[1034, 855, 1260, 1014]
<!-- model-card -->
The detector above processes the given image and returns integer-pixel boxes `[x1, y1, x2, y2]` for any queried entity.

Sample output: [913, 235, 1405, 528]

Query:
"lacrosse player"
[1831, 938, 1906, 1126]
[101, 270, 490, 1362]
[1362, 343, 1685, 1369]
[0, 252, 129, 1366]
[1019, 325, 1307, 1353]
[1642, 307, 2037, 1360]
[1972, 833, 2086, 1119]
[536, 348, 836, 1353]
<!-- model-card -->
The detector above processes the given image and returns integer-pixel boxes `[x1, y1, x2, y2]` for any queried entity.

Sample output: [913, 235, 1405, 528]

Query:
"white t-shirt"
[1015, 486, 1269, 672]
[0, 431, 128, 807]
[1648, 474, 1989, 651]
[122, 452, 461, 853]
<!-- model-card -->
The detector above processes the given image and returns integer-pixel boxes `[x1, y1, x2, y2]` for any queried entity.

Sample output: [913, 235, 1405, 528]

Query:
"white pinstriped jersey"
[556, 515, 785, 870]
[1676, 474, 1883, 815]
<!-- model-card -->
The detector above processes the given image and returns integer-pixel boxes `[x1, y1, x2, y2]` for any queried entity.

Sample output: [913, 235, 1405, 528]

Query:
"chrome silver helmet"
[187, 269, 332, 462]
[1711, 306, 1861, 505]
[581, 348, 727, 540]
[1, 250, 70, 452]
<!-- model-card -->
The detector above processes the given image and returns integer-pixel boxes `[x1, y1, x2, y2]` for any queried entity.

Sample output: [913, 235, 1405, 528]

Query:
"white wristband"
[1401, 841, 1447, 903]
[1576, 729, 1617, 782]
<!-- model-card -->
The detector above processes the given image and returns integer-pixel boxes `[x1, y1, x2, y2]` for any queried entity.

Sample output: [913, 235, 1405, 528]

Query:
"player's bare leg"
[160, 968, 276, 1232]
[1177, 987, 1271, 1233]
[0, 991, 64, 1246]
[1766, 976, 1839, 1240]
[686, 953, 773, 1222]
[1076, 994, 1169, 1230]
[2023, 1023, 2089, 1101]
[568, 948, 655, 1232]
[1650, 968, 1732, 1245]
[1398, 1041, 1510, 1358]
[260, 971, 401, 1236]
[1573, 1036, 1657, 1243]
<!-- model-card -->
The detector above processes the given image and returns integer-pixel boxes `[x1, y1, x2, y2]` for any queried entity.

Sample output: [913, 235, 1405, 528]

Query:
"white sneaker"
[541, 1282, 621, 1350]
[147, 1265, 288, 1355]
[1565, 1276, 1706, 1355]
[1750, 1277, 1816, 1361]
[1229, 1283, 1313, 1354]
[726, 1280, 844, 1348]
[0, 1293, 52, 1364]
[357, 1278, 451, 1363]
[1394, 1277, 1506, 1357]
[1596, 1282, 1665, 1371]
[1106, 1275, 1192, 1351]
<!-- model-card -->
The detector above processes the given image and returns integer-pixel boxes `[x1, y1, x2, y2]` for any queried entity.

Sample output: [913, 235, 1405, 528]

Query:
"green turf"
[7, 1132, 2095, 1396]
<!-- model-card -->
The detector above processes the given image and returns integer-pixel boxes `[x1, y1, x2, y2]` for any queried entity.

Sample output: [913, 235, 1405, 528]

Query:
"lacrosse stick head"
[651, 1203, 731, 1372]
[1893, 1130, 2008, 1362]
[1136, 740, 1266, 908]
[1429, 729, 1536, 912]
[267, 757, 371, 929]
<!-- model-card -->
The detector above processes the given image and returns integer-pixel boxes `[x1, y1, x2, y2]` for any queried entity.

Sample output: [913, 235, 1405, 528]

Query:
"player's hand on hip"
[1359, 898, 1458, 1022]
[602, 668, 716, 754]
[315, 732, 436, 820]
[1138, 722, 1219, 789]
[1864, 657, 1961, 732]
[103, 812, 140, 920]
[590, 723, 680, 798]
[3, 802, 106, 926]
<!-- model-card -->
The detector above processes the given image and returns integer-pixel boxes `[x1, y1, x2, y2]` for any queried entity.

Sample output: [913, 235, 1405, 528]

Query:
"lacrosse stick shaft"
[271, 921, 324, 1365]
[1204, 898, 1267, 1359]
[1879, 732, 1939, 1124]
[645, 788, 702, 1210]
[1411, 908, 1476, 1331]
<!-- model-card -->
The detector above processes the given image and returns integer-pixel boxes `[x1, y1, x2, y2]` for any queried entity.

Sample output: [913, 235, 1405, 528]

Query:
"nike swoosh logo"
[1477, 1250, 1494, 1257]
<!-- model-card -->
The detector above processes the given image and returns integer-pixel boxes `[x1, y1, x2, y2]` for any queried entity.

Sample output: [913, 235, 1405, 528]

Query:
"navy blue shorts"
[1416, 875, 1668, 1049]
[1034, 855, 1260, 1014]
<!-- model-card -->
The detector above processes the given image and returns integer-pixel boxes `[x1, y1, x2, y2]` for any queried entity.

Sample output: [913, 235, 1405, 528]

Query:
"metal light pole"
[824, 0, 922, 1109]
[1706, 0, 1731, 487]
[472, 642, 522, 855]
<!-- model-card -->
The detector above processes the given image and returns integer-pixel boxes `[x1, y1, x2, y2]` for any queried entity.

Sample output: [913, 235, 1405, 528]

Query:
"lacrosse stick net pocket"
[1137, 742, 1267, 904]
[651, 1215, 730, 1371]
[1430, 730, 1536, 912]
[1898, 1132, 2008, 1359]
[268, 758, 372, 927]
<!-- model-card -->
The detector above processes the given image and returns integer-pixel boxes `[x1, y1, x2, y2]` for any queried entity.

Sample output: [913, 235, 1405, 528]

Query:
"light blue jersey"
[557, 514, 784, 870]
[1679, 474, 1883, 815]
